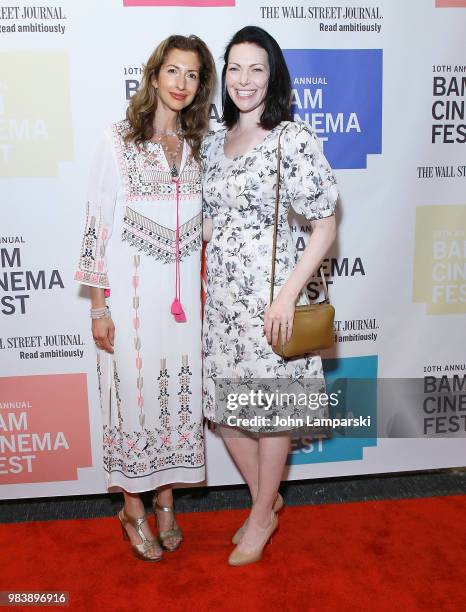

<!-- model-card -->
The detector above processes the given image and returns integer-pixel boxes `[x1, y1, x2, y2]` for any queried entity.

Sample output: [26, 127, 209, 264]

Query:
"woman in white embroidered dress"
[75, 35, 215, 561]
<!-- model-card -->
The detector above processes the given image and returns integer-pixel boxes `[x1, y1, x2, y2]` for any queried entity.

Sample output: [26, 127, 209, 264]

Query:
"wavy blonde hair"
[125, 35, 216, 161]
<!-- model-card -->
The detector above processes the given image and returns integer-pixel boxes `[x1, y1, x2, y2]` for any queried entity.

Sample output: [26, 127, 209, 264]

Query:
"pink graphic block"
[123, 0, 235, 6]
[435, 0, 466, 7]
[0, 374, 92, 484]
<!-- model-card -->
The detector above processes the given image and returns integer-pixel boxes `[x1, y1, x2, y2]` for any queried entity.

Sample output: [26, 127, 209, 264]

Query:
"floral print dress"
[201, 121, 338, 431]
[75, 120, 205, 492]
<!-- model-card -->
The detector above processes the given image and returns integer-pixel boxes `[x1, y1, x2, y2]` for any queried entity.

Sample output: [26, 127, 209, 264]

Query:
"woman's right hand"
[92, 317, 115, 353]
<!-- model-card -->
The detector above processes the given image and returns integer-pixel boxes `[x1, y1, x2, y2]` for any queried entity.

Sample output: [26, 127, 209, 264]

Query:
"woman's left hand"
[264, 294, 295, 347]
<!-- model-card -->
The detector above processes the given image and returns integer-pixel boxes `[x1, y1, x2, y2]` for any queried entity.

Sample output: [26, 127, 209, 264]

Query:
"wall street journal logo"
[283, 49, 383, 170]
[123, 0, 235, 6]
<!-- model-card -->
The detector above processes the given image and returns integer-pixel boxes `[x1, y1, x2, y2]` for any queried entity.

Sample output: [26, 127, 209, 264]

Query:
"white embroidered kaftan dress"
[75, 120, 204, 492]
[201, 121, 338, 432]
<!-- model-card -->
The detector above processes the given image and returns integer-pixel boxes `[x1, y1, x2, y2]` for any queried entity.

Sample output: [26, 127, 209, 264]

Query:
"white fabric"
[75, 120, 204, 492]
[201, 122, 338, 431]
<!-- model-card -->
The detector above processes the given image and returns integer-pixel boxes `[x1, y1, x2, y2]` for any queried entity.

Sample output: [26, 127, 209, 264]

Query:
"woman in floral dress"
[202, 26, 338, 566]
[75, 35, 215, 561]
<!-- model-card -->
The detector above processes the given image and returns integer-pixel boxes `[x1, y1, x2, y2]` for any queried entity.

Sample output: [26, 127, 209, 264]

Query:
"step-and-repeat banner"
[1, 0, 465, 498]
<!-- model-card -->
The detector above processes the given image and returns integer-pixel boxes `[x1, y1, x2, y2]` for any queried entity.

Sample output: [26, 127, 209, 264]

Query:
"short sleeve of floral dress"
[201, 121, 338, 433]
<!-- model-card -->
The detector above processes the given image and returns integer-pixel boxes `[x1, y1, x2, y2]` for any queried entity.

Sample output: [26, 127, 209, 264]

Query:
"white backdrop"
[1, 0, 465, 499]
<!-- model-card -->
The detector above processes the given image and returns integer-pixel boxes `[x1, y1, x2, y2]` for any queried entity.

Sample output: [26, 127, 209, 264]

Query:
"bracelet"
[90, 306, 111, 320]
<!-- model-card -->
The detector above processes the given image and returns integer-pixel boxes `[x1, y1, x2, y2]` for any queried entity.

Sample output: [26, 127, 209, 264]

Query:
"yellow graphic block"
[413, 205, 466, 314]
[0, 52, 73, 177]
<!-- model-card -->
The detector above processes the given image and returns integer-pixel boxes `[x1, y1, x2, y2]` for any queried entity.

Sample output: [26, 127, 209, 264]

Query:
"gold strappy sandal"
[152, 494, 183, 552]
[232, 492, 284, 545]
[118, 508, 163, 562]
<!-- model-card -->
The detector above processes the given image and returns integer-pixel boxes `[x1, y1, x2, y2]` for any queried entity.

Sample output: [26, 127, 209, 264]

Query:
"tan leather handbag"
[270, 126, 335, 359]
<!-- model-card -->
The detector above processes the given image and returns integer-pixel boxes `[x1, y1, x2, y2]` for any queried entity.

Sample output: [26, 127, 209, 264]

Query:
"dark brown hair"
[222, 26, 292, 129]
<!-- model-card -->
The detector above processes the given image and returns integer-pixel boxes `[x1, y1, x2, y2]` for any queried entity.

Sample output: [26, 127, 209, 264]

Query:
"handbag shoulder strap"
[269, 122, 330, 306]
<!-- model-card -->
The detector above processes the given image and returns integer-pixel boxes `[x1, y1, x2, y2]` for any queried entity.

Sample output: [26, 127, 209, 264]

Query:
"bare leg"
[236, 434, 290, 553]
[219, 425, 260, 502]
[156, 484, 174, 508]
[122, 491, 162, 559]
[154, 485, 182, 550]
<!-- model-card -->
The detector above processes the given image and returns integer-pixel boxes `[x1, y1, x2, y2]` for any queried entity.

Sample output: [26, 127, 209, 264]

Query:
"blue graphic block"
[288, 355, 378, 465]
[283, 49, 383, 170]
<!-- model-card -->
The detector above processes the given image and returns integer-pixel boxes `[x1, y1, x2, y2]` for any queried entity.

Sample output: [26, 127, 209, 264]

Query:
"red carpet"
[1, 495, 465, 612]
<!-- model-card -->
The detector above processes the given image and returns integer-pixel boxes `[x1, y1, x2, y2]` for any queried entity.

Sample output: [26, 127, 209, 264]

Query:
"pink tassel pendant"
[171, 180, 186, 323]
[171, 298, 183, 315]
[171, 297, 187, 322]
[175, 309, 187, 323]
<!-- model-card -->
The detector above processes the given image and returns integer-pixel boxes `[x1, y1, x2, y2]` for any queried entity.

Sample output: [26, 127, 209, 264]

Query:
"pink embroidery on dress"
[111, 120, 201, 202]
[75, 203, 110, 288]
[170, 178, 187, 323]
[132, 255, 145, 428]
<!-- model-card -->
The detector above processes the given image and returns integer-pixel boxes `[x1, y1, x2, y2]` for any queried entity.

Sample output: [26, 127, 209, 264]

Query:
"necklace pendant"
[171, 163, 179, 178]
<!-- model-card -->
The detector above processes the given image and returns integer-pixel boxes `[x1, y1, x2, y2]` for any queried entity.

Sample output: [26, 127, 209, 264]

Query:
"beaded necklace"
[152, 126, 184, 177]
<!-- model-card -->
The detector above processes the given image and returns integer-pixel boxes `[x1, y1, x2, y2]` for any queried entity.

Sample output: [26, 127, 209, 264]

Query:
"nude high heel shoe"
[118, 508, 163, 562]
[231, 492, 284, 545]
[228, 512, 278, 567]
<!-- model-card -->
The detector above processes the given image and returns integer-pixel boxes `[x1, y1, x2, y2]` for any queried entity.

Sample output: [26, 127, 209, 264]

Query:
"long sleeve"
[281, 122, 338, 221]
[74, 130, 118, 288]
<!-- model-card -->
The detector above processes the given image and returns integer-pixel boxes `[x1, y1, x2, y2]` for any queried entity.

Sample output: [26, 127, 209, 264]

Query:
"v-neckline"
[146, 138, 187, 178]
[222, 122, 284, 162]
